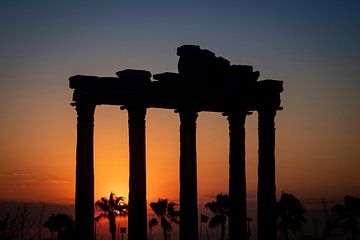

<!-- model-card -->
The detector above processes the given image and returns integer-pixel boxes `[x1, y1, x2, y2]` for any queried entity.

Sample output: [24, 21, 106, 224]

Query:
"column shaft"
[257, 108, 277, 240]
[227, 112, 247, 240]
[127, 106, 147, 240]
[179, 109, 199, 240]
[75, 103, 96, 240]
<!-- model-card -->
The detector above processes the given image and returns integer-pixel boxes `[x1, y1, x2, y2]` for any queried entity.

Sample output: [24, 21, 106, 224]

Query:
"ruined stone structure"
[69, 45, 283, 240]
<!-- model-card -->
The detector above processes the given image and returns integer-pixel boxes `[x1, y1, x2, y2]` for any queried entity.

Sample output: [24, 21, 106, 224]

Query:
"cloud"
[0, 173, 33, 181]
[11, 173, 31, 176]
[21, 179, 37, 182]
[0, 173, 31, 177]
[19, 179, 69, 184]
[44, 180, 69, 184]
[0, 177, 68, 184]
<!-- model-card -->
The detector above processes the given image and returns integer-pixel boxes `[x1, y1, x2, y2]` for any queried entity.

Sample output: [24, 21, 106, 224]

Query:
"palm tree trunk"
[284, 229, 289, 240]
[321, 217, 341, 240]
[110, 217, 116, 240]
[163, 227, 168, 240]
[221, 222, 225, 240]
[94, 222, 96, 240]
[38, 204, 45, 240]
[352, 230, 357, 240]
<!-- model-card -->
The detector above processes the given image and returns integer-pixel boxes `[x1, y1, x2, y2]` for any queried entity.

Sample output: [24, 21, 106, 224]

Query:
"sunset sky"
[0, 1, 359, 206]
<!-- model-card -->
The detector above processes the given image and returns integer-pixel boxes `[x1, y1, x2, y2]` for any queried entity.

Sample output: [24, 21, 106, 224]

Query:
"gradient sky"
[0, 1, 359, 205]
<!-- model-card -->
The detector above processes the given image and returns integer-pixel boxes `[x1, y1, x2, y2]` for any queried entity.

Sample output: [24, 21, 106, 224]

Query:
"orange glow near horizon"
[1, 102, 359, 205]
[0, 102, 359, 203]
[1, 0, 360, 210]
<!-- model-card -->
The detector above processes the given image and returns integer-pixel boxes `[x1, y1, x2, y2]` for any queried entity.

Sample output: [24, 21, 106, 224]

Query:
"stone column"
[75, 103, 96, 240]
[179, 109, 199, 240]
[127, 106, 147, 240]
[227, 111, 248, 240]
[257, 107, 277, 240]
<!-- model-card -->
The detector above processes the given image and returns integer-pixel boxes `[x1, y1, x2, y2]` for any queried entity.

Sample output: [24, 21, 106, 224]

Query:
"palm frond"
[149, 218, 158, 229]
[94, 213, 107, 222]
[161, 217, 172, 232]
[208, 215, 226, 229]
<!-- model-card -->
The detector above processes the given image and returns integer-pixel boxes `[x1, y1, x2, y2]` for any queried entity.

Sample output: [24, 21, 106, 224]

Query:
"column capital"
[75, 103, 96, 121]
[257, 105, 278, 114]
[223, 110, 252, 116]
[257, 106, 278, 131]
[178, 109, 198, 124]
[126, 105, 147, 119]
[225, 111, 248, 124]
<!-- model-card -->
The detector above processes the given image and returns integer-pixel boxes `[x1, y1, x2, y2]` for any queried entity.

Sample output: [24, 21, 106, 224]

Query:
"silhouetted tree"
[277, 192, 306, 240]
[17, 206, 35, 240]
[148, 218, 158, 240]
[149, 199, 179, 240]
[326, 196, 360, 240]
[94, 215, 102, 240]
[247, 217, 253, 240]
[320, 200, 338, 240]
[43, 213, 75, 240]
[38, 204, 45, 240]
[0, 214, 16, 240]
[342, 196, 360, 240]
[0, 205, 36, 240]
[200, 214, 209, 240]
[205, 193, 230, 240]
[95, 192, 128, 240]
[0, 206, 38, 240]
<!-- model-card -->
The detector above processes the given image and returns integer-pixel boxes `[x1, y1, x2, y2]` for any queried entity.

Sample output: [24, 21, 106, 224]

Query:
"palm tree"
[277, 192, 306, 240]
[95, 192, 128, 240]
[94, 214, 103, 240]
[149, 199, 179, 240]
[43, 213, 75, 240]
[205, 193, 230, 240]
[343, 196, 360, 240]
[342, 196, 360, 240]
[328, 196, 360, 240]
[246, 217, 253, 240]
[148, 218, 158, 240]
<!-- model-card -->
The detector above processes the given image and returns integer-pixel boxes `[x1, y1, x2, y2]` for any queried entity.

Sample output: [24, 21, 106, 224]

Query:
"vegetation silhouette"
[43, 213, 75, 240]
[0, 194, 358, 240]
[148, 218, 158, 240]
[94, 192, 128, 240]
[277, 192, 306, 240]
[120, 227, 126, 240]
[205, 193, 230, 240]
[200, 214, 209, 240]
[0, 205, 35, 240]
[320, 196, 360, 240]
[149, 198, 180, 240]
[338, 196, 360, 240]
[247, 217, 253, 240]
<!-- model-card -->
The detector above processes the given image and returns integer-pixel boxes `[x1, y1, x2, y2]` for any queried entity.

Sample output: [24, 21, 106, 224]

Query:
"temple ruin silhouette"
[69, 45, 284, 240]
